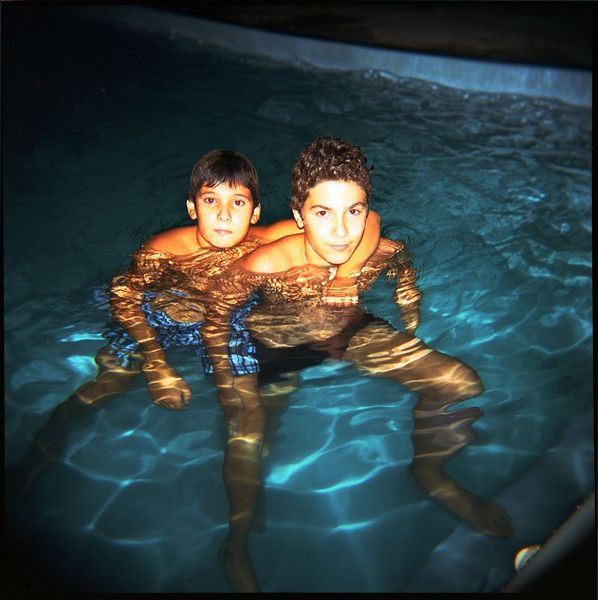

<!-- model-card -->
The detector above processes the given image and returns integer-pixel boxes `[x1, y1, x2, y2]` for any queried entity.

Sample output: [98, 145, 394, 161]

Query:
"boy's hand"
[143, 362, 191, 410]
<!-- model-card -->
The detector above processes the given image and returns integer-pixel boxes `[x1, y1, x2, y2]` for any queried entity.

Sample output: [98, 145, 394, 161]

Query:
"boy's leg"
[217, 369, 301, 592]
[343, 321, 512, 538]
[216, 373, 265, 593]
[75, 345, 143, 406]
[343, 320, 483, 404]
[7, 346, 141, 498]
[258, 371, 299, 460]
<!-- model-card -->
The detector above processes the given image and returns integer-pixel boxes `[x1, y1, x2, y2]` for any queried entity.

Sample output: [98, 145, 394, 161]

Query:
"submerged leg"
[244, 370, 299, 535]
[6, 346, 141, 498]
[217, 373, 266, 593]
[344, 321, 513, 538]
[257, 370, 299, 461]
[409, 396, 512, 537]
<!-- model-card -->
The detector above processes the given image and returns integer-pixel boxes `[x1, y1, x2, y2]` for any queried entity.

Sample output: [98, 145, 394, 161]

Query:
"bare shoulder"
[241, 234, 304, 273]
[144, 226, 197, 255]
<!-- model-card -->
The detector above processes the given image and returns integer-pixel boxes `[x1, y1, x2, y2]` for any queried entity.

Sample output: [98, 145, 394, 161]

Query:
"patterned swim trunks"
[102, 291, 259, 376]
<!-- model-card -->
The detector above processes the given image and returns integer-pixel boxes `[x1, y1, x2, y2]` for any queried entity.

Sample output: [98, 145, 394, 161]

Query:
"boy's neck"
[301, 236, 331, 267]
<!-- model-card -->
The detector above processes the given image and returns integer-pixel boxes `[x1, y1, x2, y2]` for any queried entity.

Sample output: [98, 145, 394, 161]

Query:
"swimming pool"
[4, 6, 593, 593]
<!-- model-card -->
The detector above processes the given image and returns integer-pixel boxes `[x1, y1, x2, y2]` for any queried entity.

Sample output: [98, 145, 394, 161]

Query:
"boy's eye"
[349, 208, 362, 216]
[233, 199, 246, 207]
[203, 196, 217, 204]
[315, 210, 328, 217]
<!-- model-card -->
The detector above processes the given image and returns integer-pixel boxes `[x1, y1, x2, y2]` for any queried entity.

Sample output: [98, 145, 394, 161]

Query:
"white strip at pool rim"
[81, 5, 591, 108]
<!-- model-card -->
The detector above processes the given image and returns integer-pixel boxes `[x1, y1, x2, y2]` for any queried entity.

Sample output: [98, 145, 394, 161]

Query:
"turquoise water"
[4, 6, 593, 593]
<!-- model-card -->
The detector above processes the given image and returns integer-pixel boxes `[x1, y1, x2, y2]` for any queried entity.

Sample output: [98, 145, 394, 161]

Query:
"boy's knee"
[428, 363, 483, 403]
[52, 394, 100, 422]
[472, 375, 484, 397]
[455, 366, 483, 400]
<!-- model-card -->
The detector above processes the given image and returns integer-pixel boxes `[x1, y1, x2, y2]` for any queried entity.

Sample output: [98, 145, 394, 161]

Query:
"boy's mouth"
[214, 229, 233, 235]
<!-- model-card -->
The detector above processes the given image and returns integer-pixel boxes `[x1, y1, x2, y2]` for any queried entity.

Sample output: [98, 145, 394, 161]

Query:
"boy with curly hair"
[202, 137, 512, 592]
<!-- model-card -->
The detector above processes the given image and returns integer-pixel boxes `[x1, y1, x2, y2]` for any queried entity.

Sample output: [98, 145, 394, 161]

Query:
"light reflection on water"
[4, 6, 592, 594]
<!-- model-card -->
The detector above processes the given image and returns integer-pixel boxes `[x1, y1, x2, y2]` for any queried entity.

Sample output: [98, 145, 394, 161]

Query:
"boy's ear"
[250, 204, 261, 225]
[292, 209, 304, 229]
[186, 197, 197, 220]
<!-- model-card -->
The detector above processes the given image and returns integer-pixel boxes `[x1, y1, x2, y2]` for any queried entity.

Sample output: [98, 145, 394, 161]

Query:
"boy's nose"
[332, 217, 348, 238]
[218, 206, 232, 221]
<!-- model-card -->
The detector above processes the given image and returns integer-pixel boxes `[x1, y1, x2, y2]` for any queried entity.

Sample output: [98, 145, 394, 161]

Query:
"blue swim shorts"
[102, 291, 259, 376]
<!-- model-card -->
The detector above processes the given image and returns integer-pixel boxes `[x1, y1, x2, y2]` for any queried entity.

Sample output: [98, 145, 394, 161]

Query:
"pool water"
[4, 6, 593, 593]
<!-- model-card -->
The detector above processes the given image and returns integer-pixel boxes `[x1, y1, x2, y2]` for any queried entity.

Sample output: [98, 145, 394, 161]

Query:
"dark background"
[160, 1, 593, 68]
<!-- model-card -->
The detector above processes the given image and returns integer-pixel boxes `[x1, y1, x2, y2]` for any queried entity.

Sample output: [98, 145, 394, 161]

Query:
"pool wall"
[81, 5, 591, 107]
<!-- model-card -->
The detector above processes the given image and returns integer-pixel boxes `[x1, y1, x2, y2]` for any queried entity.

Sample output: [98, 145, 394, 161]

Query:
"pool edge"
[500, 492, 596, 594]
[77, 5, 591, 108]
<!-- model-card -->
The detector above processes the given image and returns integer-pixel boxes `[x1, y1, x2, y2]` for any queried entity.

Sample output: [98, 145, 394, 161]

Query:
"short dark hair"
[290, 136, 372, 212]
[188, 149, 260, 207]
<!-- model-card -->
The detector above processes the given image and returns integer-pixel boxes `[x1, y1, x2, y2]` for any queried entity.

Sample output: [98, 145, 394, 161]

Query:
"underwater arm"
[202, 265, 264, 412]
[393, 252, 422, 335]
[109, 252, 191, 409]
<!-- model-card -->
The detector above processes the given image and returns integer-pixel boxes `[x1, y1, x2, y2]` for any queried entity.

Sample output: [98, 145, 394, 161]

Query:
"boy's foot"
[454, 491, 514, 538]
[219, 537, 260, 593]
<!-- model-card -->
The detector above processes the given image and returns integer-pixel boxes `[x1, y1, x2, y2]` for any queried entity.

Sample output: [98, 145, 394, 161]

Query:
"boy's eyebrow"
[198, 187, 251, 198]
[309, 202, 367, 211]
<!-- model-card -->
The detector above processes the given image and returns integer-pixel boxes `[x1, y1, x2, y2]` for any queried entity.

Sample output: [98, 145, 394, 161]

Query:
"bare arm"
[201, 264, 265, 411]
[337, 209, 380, 277]
[322, 210, 381, 304]
[109, 251, 191, 409]
[251, 211, 380, 271]
[248, 219, 301, 242]
[109, 270, 163, 362]
[393, 257, 422, 335]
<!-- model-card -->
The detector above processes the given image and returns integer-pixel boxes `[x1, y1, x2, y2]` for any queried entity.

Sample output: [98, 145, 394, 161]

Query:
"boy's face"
[187, 183, 260, 248]
[292, 180, 368, 267]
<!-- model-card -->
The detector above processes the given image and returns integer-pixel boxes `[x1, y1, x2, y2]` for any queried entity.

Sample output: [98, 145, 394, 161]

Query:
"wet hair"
[290, 136, 372, 212]
[188, 149, 260, 207]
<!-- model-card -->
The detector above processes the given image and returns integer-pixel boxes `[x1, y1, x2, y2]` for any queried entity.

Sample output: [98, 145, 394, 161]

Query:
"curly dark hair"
[188, 149, 260, 207]
[290, 136, 372, 212]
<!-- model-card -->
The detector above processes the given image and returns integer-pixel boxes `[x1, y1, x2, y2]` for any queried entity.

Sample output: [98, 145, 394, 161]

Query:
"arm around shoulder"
[335, 209, 381, 278]
[249, 219, 301, 243]
[241, 235, 301, 274]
